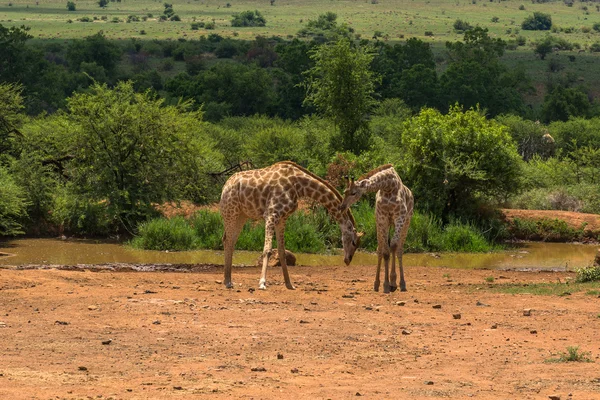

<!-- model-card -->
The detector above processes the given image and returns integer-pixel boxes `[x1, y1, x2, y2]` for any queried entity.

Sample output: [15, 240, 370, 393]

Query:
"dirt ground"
[501, 209, 600, 234]
[1, 263, 600, 400]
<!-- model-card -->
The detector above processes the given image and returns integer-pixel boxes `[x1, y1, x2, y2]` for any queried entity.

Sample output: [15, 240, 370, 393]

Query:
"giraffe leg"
[398, 208, 413, 292]
[258, 217, 276, 290]
[374, 247, 382, 292]
[275, 220, 294, 290]
[222, 215, 246, 289]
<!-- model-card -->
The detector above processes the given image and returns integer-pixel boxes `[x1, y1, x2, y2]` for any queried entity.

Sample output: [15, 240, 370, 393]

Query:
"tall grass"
[131, 204, 498, 253]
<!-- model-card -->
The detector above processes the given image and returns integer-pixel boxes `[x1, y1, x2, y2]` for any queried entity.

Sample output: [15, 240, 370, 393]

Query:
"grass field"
[2, 0, 600, 103]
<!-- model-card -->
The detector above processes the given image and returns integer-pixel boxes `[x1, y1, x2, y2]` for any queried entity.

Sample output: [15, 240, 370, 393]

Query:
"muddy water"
[0, 238, 597, 271]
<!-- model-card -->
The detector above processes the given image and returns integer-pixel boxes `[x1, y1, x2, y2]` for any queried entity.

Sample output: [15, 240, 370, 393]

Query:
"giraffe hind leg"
[222, 215, 246, 289]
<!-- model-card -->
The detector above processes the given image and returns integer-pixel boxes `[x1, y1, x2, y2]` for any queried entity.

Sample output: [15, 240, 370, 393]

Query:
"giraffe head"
[340, 217, 363, 265]
[338, 177, 367, 213]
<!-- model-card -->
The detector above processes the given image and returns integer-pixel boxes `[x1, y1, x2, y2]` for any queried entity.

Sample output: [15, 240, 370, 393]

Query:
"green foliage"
[0, 82, 25, 160]
[576, 265, 600, 283]
[541, 85, 595, 123]
[189, 210, 223, 250]
[453, 19, 473, 32]
[231, 10, 266, 27]
[522, 12, 552, 31]
[507, 217, 586, 242]
[545, 346, 593, 363]
[401, 106, 522, 220]
[66, 32, 122, 74]
[65, 81, 221, 232]
[130, 216, 197, 251]
[495, 114, 553, 161]
[67, 1, 76, 11]
[0, 166, 27, 236]
[438, 221, 492, 252]
[50, 184, 112, 236]
[303, 38, 379, 154]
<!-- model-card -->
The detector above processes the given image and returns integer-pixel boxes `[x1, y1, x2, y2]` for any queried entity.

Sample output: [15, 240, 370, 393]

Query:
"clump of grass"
[508, 217, 586, 242]
[576, 265, 600, 283]
[189, 210, 223, 250]
[545, 346, 593, 363]
[130, 216, 197, 251]
[485, 276, 495, 283]
[439, 222, 494, 252]
[487, 281, 600, 296]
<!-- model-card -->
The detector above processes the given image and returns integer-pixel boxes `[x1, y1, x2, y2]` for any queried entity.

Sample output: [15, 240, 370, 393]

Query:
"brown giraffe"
[339, 164, 414, 293]
[219, 161, 363, 290]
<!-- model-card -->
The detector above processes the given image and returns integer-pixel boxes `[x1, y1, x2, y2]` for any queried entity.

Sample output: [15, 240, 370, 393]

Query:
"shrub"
[439, 221, 493, 252]
[231, 10, 266, 27]
[522, 12, 552, 30]
[189, 210, 223, 250]
[0, 167, 26, 236]
[507, 217, 586, 242]
[453, 19, 473, 32]
[205, 21, 215, 30]
[576, 265, 600, 282]
[67, 1, 76, 11]
[130, 217, 197, 251]
[593, 22, 600, 32]
[546, 346, 593, 363]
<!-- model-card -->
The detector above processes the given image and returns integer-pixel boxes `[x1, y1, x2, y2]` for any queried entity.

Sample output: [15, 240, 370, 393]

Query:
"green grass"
[545, 346, 594, 363]
[486, 281, 600, 296]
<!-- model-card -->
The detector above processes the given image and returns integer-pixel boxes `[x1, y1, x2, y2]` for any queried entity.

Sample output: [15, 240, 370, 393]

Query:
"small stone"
[55, 320, 69, 325]
[356, 392, 362, 396]
[453, 313, 461, 320]
[215, 280, 223, 285]
[424, 380, 434, 385]
[78, 366, 88, 371]
[432, 304, 442, 309]
[548, 395, 561, 400]
[248, 288, 255, 293]
[87, 305, 98, 311]
[173, 386, 183, 390]
[291, 368, 299, 373]
[491, 324, 498, 329]
[299, 320, 309, 324]
[251, 367, 267, 372]
[476, 301, 490, 307]
[396, 301, 406, 306]
[342, 294, 354, 299]
[101, 339, 112, 345]
[277, 353, 284, 360]
[523, 308, 532, 316]
[402, 329, 412, 335]
[530, 329, 537, 334]
[152, 320, 161, 325]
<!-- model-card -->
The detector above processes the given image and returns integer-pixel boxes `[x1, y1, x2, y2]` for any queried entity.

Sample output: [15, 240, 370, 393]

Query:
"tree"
[98, 0, 108, 7]
[441, 28, 526, 116]
[0, 166, 26, 236]
[64, 81, 222, 232]
[303, 38, 379, 154]
[534, 36, 554, 60]
[401, 106, 522, 220]
[67, 1, 76, 11]
[0, 83, 25, 160]
[522, 12, 552, 30]
[66, 31, 122, 75]
[541, 85, 594, 123]
[231, 10, 266, 27]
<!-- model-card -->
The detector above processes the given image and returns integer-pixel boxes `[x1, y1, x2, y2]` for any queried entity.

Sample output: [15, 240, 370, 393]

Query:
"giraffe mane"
[275, 161, 357, 227]
[358, 164, 395, 181]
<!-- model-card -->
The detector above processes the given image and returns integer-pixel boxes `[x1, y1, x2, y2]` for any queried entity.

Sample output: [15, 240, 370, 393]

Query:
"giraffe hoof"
[400, 287, 407, 292]
[285, 284, 295, 290]
[373, 283, 380, 292]
[389, 285, 398, 292]
[383, 283, 391, 294]
[225, 281, 234, 289]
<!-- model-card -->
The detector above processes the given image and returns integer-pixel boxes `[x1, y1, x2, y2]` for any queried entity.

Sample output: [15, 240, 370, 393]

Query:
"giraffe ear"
[357, 231, 364, 238]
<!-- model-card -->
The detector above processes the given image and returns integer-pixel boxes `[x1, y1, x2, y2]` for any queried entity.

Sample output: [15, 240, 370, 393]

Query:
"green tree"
[522, 12, 552, 31]
[534, 36, 554, 60]
[0, 83, 25, 161]
[0, 166, 27, 236]
[401, 106, 522, 220]
[64, 81, 222, 232]
[541, 85, 594, 123]
[231, 10, 266, 27]
[441, 27, 526, 116]
[66, 31, 122, 74]
[67, 1, 76, 11]
[303, 38, 379, 154]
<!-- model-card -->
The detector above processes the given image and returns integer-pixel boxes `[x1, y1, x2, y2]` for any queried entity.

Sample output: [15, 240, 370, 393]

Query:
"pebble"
[548, 395, 560, 400]
[101, 339, 112, 345]
[396, 301, 406, 306]
[491, 324, 498, 329]
[424, 381, 434, 385]
[277, 353, 284, 360]
[78, 366, 88, 371]
[476, 301, 490, 307]
[432, 304, 442, 309]
[88, 305, 99, 311]
[251, 367, 267, 372]
[291, 368, 299, 373]
[453, 313, 462, 320]
[523, 309, 532, 316]
[402, 329, 412, 335]
[530, 329, 537, 334]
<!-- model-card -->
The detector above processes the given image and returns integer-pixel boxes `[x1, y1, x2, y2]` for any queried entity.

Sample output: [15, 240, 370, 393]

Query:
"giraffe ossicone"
[219, 161, 362, 290]
[340, 164, 414, 293]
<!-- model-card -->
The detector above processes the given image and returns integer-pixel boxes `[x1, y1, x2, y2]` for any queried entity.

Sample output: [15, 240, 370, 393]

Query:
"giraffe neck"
[294, 173, 347, 223]
[359, 167, 400, 194]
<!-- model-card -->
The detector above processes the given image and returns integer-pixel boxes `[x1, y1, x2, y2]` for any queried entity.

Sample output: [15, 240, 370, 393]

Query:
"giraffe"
[339, 164, 414, 293]
[219, 161, 363, 290]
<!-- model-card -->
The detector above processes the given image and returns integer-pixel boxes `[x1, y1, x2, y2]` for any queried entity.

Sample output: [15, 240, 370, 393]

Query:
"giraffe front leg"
[222, 216, 245, 289]
[259, 218, 276, 290]
[389, 243, 398, 293]
[275, 222, 294, 290]
[374, 249, 383, 292]
[383, 249, 391, 294]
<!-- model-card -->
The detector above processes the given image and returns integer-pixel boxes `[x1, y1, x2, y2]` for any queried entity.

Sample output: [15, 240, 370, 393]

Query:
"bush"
[453, 19, 473, 32]
[0, 167, 26, 236]
[231, 10, 266, 27]
[593, 22, 600, 32]
[189, 210, 223, 250]
[130, 217, 197, 251]
[439, 222, 494, 252]
[67, 1, 76, 11]
[522, 12, 552, 30]
[576, 265, 600, 282]
[507, 217, 586, 242]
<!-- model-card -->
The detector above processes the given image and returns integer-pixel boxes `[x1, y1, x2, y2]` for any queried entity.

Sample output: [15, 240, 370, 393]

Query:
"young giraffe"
[219, 161, 363, 290]
[339, 164, 414, 293]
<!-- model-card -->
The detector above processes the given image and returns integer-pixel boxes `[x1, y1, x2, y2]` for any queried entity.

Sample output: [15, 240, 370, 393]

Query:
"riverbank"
[1, 263, 599, 399]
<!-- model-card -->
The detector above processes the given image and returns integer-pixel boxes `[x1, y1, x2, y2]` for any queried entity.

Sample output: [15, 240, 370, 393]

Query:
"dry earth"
[1, 263, 600, 400]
